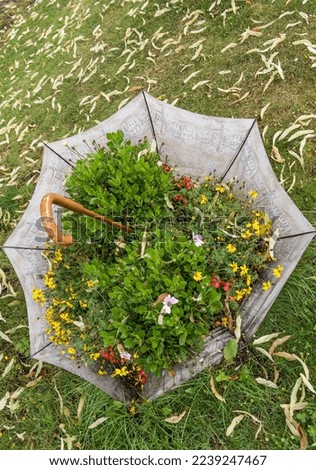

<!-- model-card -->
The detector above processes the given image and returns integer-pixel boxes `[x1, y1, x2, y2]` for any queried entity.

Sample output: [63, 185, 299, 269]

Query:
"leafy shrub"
[33, 132, 279, 395]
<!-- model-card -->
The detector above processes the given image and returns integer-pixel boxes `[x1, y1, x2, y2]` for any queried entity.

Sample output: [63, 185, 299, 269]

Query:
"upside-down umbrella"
[3, 91, 315, 401]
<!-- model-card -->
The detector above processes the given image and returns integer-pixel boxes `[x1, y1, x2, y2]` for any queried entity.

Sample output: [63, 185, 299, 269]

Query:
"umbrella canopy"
[3, 91, 315, 401]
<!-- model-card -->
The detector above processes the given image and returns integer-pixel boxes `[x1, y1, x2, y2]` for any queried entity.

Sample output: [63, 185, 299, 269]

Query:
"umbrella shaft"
[40, 193, 132, 246]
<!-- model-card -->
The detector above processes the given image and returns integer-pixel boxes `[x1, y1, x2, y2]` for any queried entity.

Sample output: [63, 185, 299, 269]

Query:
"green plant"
[33, 131, 279, 398]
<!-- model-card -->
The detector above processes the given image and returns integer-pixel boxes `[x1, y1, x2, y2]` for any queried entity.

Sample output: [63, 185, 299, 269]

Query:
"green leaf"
[216, 371, 232, 382]
[223, 339, 238, 364]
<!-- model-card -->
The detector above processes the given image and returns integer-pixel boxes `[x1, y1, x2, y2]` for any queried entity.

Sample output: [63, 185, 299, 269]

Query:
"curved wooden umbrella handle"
[40, 193, 132, 246]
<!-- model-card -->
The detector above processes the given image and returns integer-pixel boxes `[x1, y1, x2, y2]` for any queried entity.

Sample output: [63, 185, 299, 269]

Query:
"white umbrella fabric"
[3, 91, 315, 401]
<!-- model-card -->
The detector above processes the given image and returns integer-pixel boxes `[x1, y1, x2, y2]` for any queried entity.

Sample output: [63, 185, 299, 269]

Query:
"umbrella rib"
[42, 141, 75, 168]
[219, 119, 257, 182]
[142, 90, 160, 153]
[278, 230, 316, 240]
[1, 245, 55, 251]
[26, 342, 53, 360]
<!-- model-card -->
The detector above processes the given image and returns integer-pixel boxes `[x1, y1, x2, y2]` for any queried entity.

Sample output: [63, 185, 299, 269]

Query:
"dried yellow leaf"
[165, 409, 187, 424]
[226, 414, 244, 437]
[210, 376, 226, 403]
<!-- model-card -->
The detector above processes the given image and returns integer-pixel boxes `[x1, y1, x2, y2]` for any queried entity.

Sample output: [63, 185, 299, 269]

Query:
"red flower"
[101, 346, 118, 364]
[184, 177, 191, 189]
[220, 280, 231, 292]
[137, 368, 148, 385]
[212, 276, 220, 289]
[173, 194, 183, 202]
[162, 163, 171, 172]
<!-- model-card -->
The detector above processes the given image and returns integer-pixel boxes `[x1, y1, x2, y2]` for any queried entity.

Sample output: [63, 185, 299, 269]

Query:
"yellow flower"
[248, 189, 258, 199]
[129, 405, 136, 415]
[236, 289, 245, 301]
[32, 289, 46, 306]
[193, 271, 203, 281]
[79, 300, 88, 309]
[215, 185, 225, 193]
[89, 352, 100, 361]
[98, 369, 106, 375]
[52, 249, 63, 264]
[112, 367, 129, 377]
[44, 274, 56, 290]
[252, 219, 260, 235]
[241, 230, 253, 239]
[228, 192, 234, 199]
[200, 194, 207, 204]
[221, 316, 228, 327]
[246, 274, 252, 286]
[262, 281, 272, 291]
[245, 286, 252, 295]
[226, 243, 237, 253]
[229, 262, 239, 273]
[60, 312, 72, 324]
[68, 347, 76, 355]
[273, 265, 283, 279]
[240, 264, 249, 276]
[86, 280, 95, 288]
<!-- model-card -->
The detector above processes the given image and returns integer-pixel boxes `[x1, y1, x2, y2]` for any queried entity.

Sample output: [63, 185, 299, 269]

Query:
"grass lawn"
[0, 0, 315, 450]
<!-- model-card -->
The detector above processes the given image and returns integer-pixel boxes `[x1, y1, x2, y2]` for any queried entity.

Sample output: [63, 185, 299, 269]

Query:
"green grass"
[0, 0, 315, 450]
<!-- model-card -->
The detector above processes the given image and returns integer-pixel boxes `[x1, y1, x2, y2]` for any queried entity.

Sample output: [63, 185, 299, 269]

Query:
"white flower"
[119, 350, 131, 361]
[161, 295, 179, 314]
[192, 233, 204, 247]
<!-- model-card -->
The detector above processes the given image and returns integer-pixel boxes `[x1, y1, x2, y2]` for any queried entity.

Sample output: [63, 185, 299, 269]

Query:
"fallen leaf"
[1, 358, 15, 378]
[271, 145, 284, 163]
[234, 315, 242, 342]
[287, 129, 314, 142]
[88, 417, 108, 429]
[221, 42, 238, 53]
[268, 335, 292, 355]
[0, 392, 10, 411]
[273, 351, 297, 361]
[263, 71, 277, 92]
[165, 409, 187, 424]
[210, 376, 226, 403]
[226, 414, 244, 437]
[25, 376, 43, 388]
[298, 424, 308, 450]
[290, 377, 302, 419]
[260, 102, 271, 120]
[0, 330, 12, 343]
[255, 347, 274, 362]
[300, 373, 316, 395]
[273, 366, 280, 384]
[192, 80, 210, 90]
[53, 380, 63, 414]
[164, 194, 174, 210]
[253, 332, 280, 345]
[183, 70, 201, 84]
[278, 123, 301, 141]
[255, 378, 278, 389]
